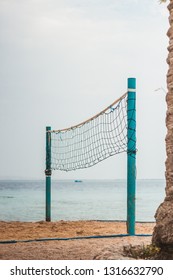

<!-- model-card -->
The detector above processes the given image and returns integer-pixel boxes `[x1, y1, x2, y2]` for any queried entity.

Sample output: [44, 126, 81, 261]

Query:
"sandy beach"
[0, 220, 154, 260]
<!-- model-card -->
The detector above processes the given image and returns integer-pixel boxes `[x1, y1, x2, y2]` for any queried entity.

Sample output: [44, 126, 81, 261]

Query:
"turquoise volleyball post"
[45, 126, 52, 222]
[127, 78, 136, 235]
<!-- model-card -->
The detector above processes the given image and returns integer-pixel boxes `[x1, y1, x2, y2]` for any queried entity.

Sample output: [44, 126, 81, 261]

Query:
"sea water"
[0, 179, 165, 222]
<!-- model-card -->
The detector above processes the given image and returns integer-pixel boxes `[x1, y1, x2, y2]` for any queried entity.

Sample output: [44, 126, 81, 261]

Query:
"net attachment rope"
[48, 92, 136, 171]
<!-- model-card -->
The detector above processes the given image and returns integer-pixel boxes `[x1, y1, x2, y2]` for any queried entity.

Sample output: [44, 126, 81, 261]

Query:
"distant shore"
[0, 220, 154, 260]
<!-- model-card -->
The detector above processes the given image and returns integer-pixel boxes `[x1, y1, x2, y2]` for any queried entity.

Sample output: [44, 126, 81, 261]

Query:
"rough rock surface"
[152, 2, 173, 258]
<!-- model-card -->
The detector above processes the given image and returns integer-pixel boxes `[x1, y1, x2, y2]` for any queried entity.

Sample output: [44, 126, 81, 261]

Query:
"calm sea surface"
[0, 179, 165, 222]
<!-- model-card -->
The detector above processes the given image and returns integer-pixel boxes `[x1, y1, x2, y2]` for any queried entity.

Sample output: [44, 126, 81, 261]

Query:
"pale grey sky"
[0, 0, 168, 180]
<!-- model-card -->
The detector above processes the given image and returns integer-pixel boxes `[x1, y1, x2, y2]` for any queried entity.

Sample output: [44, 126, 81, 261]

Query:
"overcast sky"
[0, 0, 168, 180]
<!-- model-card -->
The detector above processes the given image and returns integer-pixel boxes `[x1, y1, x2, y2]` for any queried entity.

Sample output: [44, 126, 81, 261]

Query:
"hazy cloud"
[0, 0, 168, 179]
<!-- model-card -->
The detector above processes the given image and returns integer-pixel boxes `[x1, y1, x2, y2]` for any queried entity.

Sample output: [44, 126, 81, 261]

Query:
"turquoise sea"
[0, 179, 165, 222]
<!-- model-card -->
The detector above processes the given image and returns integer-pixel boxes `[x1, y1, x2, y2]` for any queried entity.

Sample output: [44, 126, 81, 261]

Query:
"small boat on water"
[74, 180, 83, 183]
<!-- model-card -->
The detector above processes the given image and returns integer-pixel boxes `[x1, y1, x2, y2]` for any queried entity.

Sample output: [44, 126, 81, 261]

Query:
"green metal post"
[127, 78, 136, 235]
[45, 126, 52, 222]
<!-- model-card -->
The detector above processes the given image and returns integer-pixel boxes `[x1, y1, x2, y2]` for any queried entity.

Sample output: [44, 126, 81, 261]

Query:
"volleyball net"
[48, 92, 135, 172]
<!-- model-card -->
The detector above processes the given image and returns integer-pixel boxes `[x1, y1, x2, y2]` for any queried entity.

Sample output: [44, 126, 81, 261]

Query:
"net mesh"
[49, 92, 135, 172]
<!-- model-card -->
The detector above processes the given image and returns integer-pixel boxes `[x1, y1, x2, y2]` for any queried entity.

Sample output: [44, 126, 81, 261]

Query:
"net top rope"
[48, 92, 127, 133]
